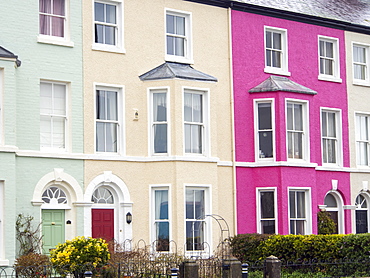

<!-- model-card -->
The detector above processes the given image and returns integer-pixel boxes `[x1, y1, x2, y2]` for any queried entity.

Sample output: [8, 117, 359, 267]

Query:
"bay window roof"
[249, 75, 317, 95]
[139, 62, 217, 82]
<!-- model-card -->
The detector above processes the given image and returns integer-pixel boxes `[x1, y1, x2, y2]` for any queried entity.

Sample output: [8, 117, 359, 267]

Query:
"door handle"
[51, 222, 55, 225]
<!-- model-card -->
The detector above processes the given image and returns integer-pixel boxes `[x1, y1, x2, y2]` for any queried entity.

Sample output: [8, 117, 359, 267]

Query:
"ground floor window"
[289, 189, 310, 235]
[185, 187, 209, 251]
[153, 188, 170, 251]
[355, 193, 369, 234]
[257, 188, 276, 234]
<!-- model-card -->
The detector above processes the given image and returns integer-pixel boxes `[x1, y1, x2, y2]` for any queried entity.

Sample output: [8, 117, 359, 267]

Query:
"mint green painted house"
[0, 0, 84, 264]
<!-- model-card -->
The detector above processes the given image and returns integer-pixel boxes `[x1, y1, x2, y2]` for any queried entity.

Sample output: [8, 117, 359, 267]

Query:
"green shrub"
[317, 211, 336, 235]
[230, 233, 271, 262]
[231, 233, 360, 262]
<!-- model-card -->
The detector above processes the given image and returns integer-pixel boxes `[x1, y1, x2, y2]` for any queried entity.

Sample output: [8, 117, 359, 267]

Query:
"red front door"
[92, 209, 114, 242]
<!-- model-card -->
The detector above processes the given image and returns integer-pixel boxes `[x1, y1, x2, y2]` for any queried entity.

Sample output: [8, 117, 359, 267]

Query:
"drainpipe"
[227, 6, 238, 236]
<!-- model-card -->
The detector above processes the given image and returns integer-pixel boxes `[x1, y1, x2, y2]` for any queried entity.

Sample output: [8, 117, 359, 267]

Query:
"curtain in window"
[153, 93, 167, 153]
[166, 14, 185, 56]
[357, 115, 369, 165]
[155, 190, 169, 251]
[39, 0, 51, 35]
[96, 90, 117, 152]
[354, 46, 366, 80]
[40, 82, 66, 149]
[185, 189, 205, 251]
[39, 0, 65, 37]
[184, 93, 203, 153]
[258, 103, 273, 158]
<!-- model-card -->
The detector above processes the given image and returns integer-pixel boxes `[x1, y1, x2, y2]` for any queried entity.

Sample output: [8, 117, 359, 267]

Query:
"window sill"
[92, 43, 126, 54]
[40, 147, 68, 153]
[264, 67, 291, 76]
[0, 260, 9, 266]
[353, 80, 370, 87]
[165, 55, 194, 65]
[37, 35, 74, 47]
[318, 74, 342, 83]
[320, 163, 343, 168]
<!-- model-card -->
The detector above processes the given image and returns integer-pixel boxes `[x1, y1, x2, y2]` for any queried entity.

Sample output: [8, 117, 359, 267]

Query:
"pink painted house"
[231, 4, 352, 235]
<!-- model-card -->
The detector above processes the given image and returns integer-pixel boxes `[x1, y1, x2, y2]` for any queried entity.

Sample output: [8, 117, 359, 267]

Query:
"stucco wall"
[82, 0, 234, 251]
[232, 10, 351, 234]
[345, 31, 370, 233]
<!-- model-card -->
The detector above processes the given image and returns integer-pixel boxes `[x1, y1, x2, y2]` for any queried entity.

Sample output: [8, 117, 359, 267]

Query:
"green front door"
[42, 209, 65, 254]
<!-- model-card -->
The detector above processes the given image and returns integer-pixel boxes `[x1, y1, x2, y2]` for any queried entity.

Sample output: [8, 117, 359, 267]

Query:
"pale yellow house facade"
[345, 31, 370, 234]
[82, 0, 234, 255]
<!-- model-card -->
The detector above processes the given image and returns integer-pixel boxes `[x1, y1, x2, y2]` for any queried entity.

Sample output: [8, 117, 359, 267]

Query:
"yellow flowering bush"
[50, 236, 110, 276]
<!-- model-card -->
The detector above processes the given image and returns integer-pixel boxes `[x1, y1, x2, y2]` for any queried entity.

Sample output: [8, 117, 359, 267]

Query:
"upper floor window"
[286, 100, 308, 161]
[39, 0, 65, 38]
[289, 189, 310, 235]
[40, 81, 67, 151]
[255, 100, 274, 161]
[150, 89, 169, 155]
[264, 27, 289, 76]
[166, 9, 192, 63]
[95, 85, 123, 153]
[257, 188, 277, 234]
[184, 89, 208, 155]
[0, 69, 3, 146]
[356, 113, 370, 167]
[318, 36, 341, 82]
[321, 109, 341, 165]
[93, 0, 124, 53]
[353, 43, 370, 85]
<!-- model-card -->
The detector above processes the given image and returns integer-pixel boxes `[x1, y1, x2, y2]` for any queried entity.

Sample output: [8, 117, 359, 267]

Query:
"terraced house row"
[0, 0, 370, 264]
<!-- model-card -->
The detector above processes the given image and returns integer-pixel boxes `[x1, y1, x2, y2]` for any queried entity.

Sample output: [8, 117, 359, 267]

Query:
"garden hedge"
[230, 233, 370, 263]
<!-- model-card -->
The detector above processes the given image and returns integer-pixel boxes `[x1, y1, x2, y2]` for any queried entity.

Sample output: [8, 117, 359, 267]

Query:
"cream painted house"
[82, 0, 234, 255]
[346, 31, 370, 234]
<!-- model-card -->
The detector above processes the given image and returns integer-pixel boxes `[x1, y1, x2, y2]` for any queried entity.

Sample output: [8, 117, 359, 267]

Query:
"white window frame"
[94, 83, 125, 155]
[254, 99, 275, 162]
[183, 87, 209, 157]
[324, 191, 344, 234]
[0, 181, 7, 265]
[285, 99, 309, 162]
[165, 8, 193, 64]
[148, 87, 171, 156]
[288, 187, 312, 235]
[92, 0, 125, 53]
[150, 185, 171, 252]
[38, 0, 74, 47]
[264, 26, 290, 76]
[0, 69, 3, 146]
[355, 113, 370, 167]
[355, 193, 370, 234]
[352, 42, 370, 86]
[256, 187, 278, 234]
[40, 80, 69, 152]
[320, 108, 342, 166]
[184, 184, 211, 255]
[318, 36, 342, 83]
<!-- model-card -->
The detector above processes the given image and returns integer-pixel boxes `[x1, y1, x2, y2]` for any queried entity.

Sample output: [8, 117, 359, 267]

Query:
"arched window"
[324, 192, 344, 234]
[42, 186, 67, 205]
[355, 194, 369, 234]
[91, 187, 114, 204]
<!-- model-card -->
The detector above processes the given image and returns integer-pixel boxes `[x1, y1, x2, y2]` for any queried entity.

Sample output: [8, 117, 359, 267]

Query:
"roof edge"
[184, 0, 370, 34]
